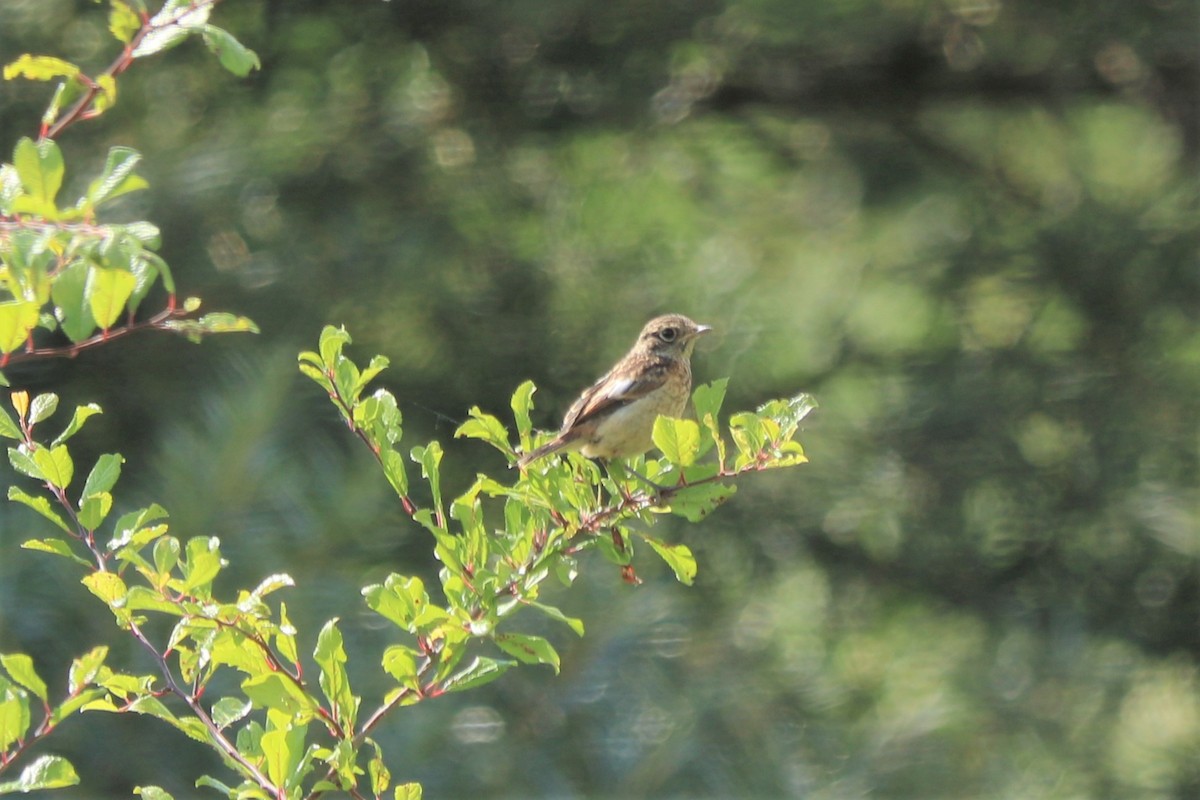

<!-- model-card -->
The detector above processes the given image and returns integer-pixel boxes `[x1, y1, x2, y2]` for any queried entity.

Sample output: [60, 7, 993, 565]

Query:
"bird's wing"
[561, 363, 667, 430]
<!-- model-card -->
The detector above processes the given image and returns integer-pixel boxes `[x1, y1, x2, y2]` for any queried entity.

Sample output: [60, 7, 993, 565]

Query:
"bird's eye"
[658, 327, 678, 342]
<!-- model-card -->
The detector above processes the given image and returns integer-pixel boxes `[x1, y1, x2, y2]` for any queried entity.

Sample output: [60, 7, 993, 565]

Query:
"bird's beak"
[695, 324, 713, 336]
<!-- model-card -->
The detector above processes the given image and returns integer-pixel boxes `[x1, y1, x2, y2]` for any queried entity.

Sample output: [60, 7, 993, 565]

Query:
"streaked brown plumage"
[517, 314, 712, 467]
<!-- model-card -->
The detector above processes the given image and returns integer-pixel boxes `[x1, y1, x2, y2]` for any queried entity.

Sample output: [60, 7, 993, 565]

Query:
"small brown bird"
[517, 314, 712, 467]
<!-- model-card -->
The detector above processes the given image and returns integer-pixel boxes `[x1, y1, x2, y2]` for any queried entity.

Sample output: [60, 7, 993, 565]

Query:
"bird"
[517, 313, 712, 469]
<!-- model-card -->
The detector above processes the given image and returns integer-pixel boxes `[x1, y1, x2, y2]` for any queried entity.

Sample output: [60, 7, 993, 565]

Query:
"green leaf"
[84, 146, 147, 209]
[7, 447, 42, 481]
[692, 377, 728, 423]
[51, 260, 96, 343]
[454, 407, 511, 451]
[21, 538, 89, 567]
[161, 312, 260, 343]
[0, 407, 20, 440]
[132, 787, 174, 800]
[81, 453, 124, 497]
[381, 645, 420, 689]
[201, 25, 261, 77]
[211, 697, 252, 730]
[494, 633, 561, 674]
[9, 486, 72, 533]
[27, 393, 58, 425]
[32, 444, 73, 489]
[0, 755, 79, 794]
[0, 299, 40, 353]
[50, 403, 103, 446]
[0, 684, 31, 751]
[652, 416, 701, 467]
[510, 380, 536, 442]
[132, 2, 210, 58]
[77, 491, 113, 530]
[181, 536, 223, 593]
[109, 0, 142, 44]
[13, 137, 64, 210]
[241, 673, 317, 718]
[86, 266, 137, 329]
[318, 325, 350, 369]
[82, 571, 127, 608]
[0, 653, 48, 704]
[260, 721, 307, 790]
[363, 575, 439, 633]
[394, 783, 423, 800]
[68, 646, 108, 693]
[412, 442, 444, 519]
[3, 55, 80, 81]
[665, 481, 737, 522]
[381, 448, 409, 499]
[439, 656, 514, 694]
[368, 741, 392, 797]
[641, 537, 698, 585]
[527, 601, 585, 636]
[314, 620, 357, 731]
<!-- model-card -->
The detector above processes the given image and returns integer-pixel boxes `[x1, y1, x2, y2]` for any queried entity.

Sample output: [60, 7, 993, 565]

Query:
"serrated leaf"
[21, 538, 89, 567]
[27, 393, 58, 425]
[641, 537, 698, 585]
[51, 260, 96, 343]
[0, 684, 31, 751]
[440, 656, 514, 694]
[84, 146, 146, 209]
[132, 2, 210, 58]
[81, 453, 124, 497]
[211, 697, 252, 730]
[665, 481, 736, 522]
[86, 266, 137, 329]
[242, 672, 317, 717]
[652, 416, 701, 467]
[314, 619, 356, 731]
[318, 325, 350, 369]
[13, 137, 64, 208]
[0, 653, 48, 703]
[692, 377, 728, 423]
[0, 754, 79, 793]
[3, 55, 80, 82]
[82, 571, 127, 608]
[77, 491, 113, 530]
[527, 601, 584, 636]
[510, 380, 536, 442]
[32, 444, 73, 489]
[0, 299, 40, 353]
[201, 25, 261, 77]
[109, 0, 142, 44]
[0, 407, 20, 440]
[50, 403, 103, 446]
[394, 782, 423, 800]
[68, 646, 108, 693]
[454, 407, 510, 451]
[494, 633, 560, 673]
[9, 486, 72, 533]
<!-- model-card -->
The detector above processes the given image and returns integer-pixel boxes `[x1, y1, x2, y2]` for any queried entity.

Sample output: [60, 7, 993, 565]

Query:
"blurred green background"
[1, 0, 1198, 797]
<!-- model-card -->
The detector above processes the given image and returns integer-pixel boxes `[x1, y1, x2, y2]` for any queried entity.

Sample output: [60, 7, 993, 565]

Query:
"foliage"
[0, 0, 257, 386]
[0, 325, 808, 797]
[0, 0, 1197, 798]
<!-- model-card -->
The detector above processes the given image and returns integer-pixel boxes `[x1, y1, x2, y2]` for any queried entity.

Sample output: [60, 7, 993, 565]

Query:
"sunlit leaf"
[3, 55, 80, 81]
[0, 755, 79, 793]
[201, 25, 261, 77]
[652, 416, 701, 466]
[0, 653, 48, 704]
[641, 536, 698, 585]
[495, 633, 561, 673]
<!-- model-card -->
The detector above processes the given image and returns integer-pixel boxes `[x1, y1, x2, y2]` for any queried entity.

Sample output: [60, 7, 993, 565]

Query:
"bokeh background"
[1, 0, 1198, 797]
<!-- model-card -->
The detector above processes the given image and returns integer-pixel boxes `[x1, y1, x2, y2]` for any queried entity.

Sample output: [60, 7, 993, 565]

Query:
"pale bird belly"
[579, 387, 688, 459]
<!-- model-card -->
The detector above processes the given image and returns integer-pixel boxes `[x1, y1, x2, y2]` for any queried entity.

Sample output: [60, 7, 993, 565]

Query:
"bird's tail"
[515, 436, 568, 468]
